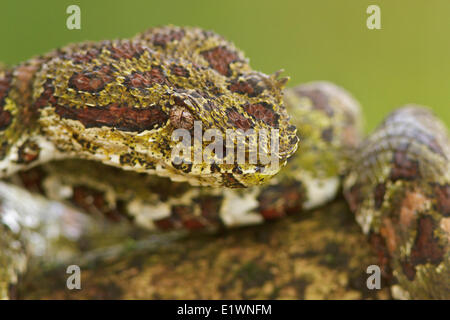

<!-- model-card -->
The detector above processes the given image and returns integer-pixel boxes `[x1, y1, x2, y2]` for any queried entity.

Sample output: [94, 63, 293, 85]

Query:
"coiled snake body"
[0, 26, 448, 299]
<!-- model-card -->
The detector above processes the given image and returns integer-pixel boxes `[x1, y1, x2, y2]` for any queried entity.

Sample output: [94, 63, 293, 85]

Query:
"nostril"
[169, 105, 194, 130]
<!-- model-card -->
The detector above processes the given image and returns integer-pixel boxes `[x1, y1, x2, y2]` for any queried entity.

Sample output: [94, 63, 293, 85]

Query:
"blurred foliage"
[1, 0, 449, 131]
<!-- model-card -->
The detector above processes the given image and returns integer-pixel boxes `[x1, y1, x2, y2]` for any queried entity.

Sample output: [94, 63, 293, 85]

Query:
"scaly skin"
[0, 26, 298, 187]
[344, 106, 450, 299]
[10, 82, 361, 231]
[0, 80, 361, 299]
[0, 26, 449, 299]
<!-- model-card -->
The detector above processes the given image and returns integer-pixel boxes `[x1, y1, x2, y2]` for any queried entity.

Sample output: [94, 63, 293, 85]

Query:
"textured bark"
[17, 199, 390, 300]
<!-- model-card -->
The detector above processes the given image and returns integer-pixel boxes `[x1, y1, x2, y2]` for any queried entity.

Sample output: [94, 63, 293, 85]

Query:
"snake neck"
[0, 58, 47, 176]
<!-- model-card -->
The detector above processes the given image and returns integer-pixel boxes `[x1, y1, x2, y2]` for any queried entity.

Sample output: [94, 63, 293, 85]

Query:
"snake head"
[161, 68, 299, 183]
[34, 26, 298, 187]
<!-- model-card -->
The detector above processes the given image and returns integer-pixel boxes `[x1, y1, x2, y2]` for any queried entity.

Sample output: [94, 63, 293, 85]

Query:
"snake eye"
[169, 105, 194, 130]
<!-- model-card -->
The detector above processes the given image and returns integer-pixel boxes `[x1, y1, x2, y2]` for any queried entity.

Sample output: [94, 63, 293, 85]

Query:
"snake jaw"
[0, 26, 302, 187]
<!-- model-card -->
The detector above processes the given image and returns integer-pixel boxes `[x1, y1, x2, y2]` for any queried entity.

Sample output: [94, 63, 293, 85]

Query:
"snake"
[0, 26, 448, 299]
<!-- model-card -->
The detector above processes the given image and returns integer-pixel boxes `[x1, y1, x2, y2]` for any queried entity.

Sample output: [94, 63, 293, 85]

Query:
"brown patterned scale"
[0, 26, 299, 188]
[344, 106, 450, 299]
[11, 82, 362, 232]
[0, 25, 449, 300]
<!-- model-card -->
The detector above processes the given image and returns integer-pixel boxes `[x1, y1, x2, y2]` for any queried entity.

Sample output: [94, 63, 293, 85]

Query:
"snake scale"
[0, 26, 448, 299]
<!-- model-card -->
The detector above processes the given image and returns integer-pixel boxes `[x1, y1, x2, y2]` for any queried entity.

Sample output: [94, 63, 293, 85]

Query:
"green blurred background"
[1, 0, 449, 132]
